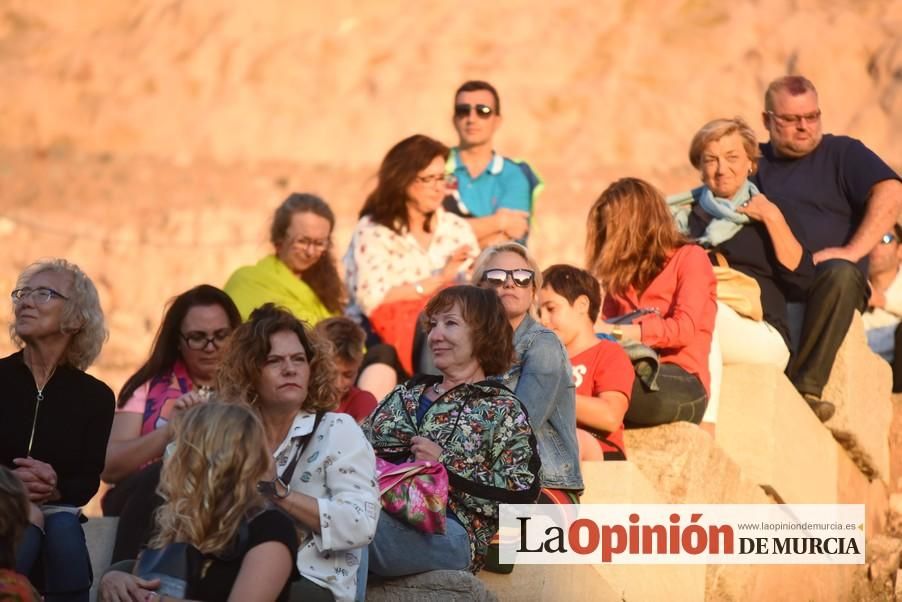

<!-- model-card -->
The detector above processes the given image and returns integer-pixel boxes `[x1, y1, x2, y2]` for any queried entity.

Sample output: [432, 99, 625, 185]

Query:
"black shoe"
[803, 394, 835, 422]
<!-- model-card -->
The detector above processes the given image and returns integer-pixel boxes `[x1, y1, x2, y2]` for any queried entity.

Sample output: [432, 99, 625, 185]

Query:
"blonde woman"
[99, 402, 298, 602]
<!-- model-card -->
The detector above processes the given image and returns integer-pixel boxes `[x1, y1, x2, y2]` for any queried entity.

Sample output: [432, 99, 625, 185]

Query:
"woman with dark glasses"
[473, 243, 583, 504]
[1, 258, 114, 602]
[101, 284, 241, 562]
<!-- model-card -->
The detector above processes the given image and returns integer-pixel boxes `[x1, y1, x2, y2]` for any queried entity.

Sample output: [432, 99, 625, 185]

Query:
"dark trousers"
[788, 259, 868, 398]
[893, 323, 902, 393]
[624, 363, 708, 428]
[16, 512, 92, 602]
[102, 462, 164, 563]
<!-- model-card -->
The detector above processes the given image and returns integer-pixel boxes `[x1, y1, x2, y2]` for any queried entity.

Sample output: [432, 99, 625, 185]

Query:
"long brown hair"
[359, 134, 449, 235]
[271, 193, 345, 314]
[586, 177, 686, 297]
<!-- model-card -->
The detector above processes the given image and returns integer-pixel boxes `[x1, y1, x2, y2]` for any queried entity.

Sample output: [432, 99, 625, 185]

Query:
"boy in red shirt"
[538, 265, 634, 460]
[315, 317, 378, 423]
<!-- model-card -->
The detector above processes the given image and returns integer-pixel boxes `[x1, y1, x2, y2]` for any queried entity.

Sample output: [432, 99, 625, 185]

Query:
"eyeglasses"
[481, 268, 535, 288]
[414, 173, 451, 186]
[454, 103, 494, 119]
[181, 329, 232, 350]
[290, 237, 330, 252]
[881, 233, 898, 245]
[11, 287, 69, 305]
[766, 109, 821, 126]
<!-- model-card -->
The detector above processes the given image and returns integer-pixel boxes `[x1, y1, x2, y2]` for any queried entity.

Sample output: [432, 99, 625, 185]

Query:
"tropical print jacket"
[363, 374, 541, 571]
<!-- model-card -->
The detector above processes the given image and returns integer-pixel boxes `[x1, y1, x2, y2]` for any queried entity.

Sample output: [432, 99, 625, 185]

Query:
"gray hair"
[10, 259, 107, 370]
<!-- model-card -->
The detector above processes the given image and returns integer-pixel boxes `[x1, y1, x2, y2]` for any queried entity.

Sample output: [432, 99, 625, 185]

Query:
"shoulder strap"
[278, 411, 326, 485]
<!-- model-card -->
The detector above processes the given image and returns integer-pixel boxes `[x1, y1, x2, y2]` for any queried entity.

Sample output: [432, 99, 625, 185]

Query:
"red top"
[602, 244, 716, 394]
[571, 340, 634, 456]
[336, 386, 378, 422]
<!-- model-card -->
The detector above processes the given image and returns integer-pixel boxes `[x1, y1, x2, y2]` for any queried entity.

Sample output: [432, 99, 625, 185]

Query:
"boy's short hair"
[315, 317, 366, 363]
[541, 264, 602, 322]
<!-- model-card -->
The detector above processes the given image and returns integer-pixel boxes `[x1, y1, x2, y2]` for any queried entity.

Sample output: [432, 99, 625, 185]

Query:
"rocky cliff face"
[0, 0, 900, 388]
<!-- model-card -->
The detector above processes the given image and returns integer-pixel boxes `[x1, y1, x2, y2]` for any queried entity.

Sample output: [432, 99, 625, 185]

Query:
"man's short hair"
[541, 264, 602, 323]
[764, 75, 818, 112]
[315, 316, 366, 364]
[455, 80, 501, 116]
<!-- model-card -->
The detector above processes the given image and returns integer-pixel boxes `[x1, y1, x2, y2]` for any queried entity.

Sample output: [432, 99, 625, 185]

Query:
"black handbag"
[134, 542, 205, 598]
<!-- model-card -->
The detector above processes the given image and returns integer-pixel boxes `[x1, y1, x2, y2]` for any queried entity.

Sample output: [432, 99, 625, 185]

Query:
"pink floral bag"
[376, 457, 449, 534]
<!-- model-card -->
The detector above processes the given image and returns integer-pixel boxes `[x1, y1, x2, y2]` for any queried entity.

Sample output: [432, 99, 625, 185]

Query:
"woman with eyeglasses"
[101, 284, 242, 563]
[668, 118, 817, 422]
[1, 259, 114, 602]
[344, 134, 480, 383]
[588, 177, 717, 428]
[225, 193, 344, 324]
[473, 243, 583, 504]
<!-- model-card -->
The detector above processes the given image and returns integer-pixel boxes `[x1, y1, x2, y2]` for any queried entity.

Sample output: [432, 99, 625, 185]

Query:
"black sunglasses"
[454, 103, 494, 119]
[481, 268, 535, 288]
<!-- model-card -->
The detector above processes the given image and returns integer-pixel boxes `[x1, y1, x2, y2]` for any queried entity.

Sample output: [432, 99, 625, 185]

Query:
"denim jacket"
[495, 314, 583, 491]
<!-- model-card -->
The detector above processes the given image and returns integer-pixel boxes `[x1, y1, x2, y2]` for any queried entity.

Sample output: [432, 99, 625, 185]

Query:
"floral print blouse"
[363, 375, 541, 571]
[343, 209, 479, 317]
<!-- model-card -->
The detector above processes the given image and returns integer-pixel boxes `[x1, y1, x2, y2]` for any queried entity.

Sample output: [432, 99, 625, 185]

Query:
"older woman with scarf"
[668, 117, 819, 419]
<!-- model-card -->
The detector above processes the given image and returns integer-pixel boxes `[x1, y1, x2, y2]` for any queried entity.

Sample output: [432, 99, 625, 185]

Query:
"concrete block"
[579, 461, 707, 602]
[890, 394, 902, 494]
[624, 422, 772, 504]
[822, 312, 893, 479]
[84, 516, 118, 602]
[369, 570, 496, 602]
[717, 364, 839, 503]
[480, 565, 620, 602]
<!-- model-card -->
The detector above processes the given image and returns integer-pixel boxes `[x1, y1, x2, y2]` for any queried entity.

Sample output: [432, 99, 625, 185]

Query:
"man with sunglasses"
[753, 75, 902, 419]
[444, 80, 542, 247]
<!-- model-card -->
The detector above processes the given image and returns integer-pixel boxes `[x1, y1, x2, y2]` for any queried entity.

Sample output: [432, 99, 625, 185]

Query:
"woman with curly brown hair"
[218, 304, 379, 602]
[587, 177, 717, 427]
[225, 193, 345, 324]
[98, 402, 298, 602]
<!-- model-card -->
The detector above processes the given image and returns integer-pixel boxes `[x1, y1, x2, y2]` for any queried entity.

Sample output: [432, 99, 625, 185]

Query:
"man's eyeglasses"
[481, 268, 535, 288]
[454, 103, 494, 119]
[766, 109, 821, 126]
[291, 237, 330, 252]
[11, 287, 69, 305]
[181, 329, 232, 350]
[881, 233, 898, 245]
[415, 173, 451, 186]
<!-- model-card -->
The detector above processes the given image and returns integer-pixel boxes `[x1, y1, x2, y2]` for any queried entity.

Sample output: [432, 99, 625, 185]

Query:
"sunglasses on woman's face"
[481, 268, 535, 288]
[454, 103, 494, 119]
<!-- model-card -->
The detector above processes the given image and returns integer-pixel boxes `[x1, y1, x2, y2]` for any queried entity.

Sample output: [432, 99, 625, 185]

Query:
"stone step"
[799, 310, 892, 479]
[716, 364, 840, 503]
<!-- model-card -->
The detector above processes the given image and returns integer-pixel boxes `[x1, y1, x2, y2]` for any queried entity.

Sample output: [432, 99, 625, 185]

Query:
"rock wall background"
[1, 0, 900, 390]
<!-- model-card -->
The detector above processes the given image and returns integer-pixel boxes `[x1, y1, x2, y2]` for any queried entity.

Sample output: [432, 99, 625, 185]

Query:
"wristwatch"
[257, 478, 291, 499]
[611, 326, 624, 341]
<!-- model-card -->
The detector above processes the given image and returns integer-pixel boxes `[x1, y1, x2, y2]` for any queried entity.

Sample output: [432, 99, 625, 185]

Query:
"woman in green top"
[225, 193, 344, 324]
